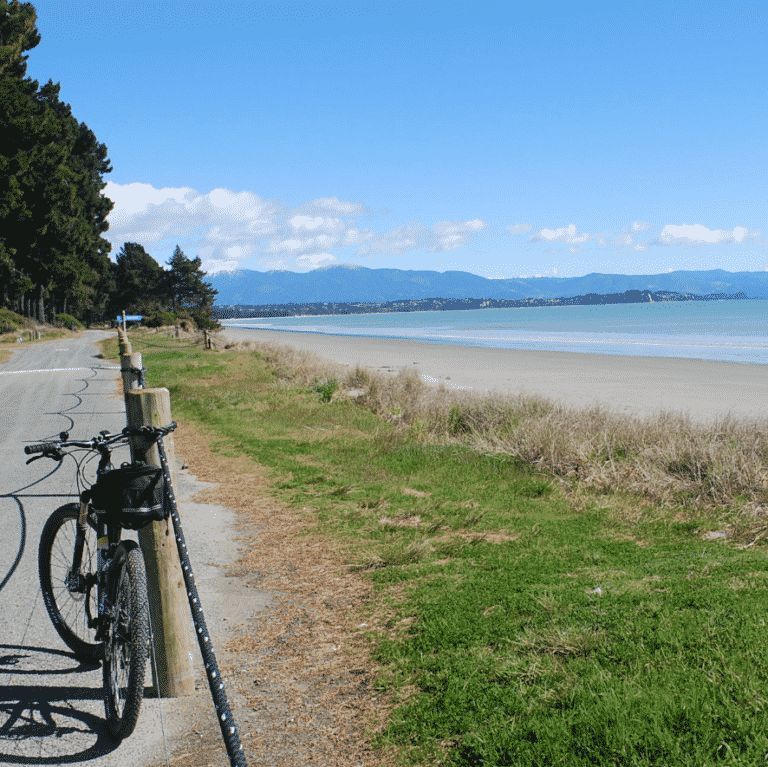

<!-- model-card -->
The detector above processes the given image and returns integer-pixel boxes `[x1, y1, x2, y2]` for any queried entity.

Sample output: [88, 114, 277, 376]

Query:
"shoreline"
[218, 326, 768, 426]
[218, 296, 761, 323]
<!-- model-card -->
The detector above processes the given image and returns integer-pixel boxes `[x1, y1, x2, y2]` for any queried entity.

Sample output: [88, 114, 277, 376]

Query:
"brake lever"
[25, 449, 64, 465]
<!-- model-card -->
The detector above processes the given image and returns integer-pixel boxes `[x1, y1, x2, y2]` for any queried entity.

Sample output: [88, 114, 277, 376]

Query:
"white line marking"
[0, 367, 93, 375]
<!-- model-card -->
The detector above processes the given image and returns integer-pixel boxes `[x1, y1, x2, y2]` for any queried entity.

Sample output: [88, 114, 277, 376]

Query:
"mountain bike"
[26, 423, 177, 740]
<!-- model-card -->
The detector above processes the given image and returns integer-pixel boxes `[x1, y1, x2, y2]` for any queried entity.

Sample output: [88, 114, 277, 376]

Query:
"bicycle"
[26, 423, 177, 740]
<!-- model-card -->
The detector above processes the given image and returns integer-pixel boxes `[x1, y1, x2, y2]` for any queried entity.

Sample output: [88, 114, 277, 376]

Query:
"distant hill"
[208, 265, 768, 306]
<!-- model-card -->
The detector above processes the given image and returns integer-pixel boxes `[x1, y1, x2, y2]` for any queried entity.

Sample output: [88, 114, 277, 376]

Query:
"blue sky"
[24, 0, 766, 278]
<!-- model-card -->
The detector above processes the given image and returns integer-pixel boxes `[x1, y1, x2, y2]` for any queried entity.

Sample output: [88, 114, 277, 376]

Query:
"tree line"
[0, 2, 217, 328]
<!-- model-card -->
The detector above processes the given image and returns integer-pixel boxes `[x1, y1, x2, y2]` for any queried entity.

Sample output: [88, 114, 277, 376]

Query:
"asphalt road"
[0, 331, 259, 766]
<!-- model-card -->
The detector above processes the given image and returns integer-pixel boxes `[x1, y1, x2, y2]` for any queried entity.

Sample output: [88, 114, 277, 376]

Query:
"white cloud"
[269, 233, 340, 254]
[530, 223, 591, 245]
[342, 228, 375, 247]
[104, 182, 285, 253]
[290, 215, 323, 230]
[357, 218, 489, 257]
[653, 223, 761, 247]
[507, 223, 534, 235]
[105, 182, 764, 276]
[295, 253, 337, 269]
[430, 219, 488, 251]
[296, 197, 367, 216]
[106, 181, 197, 219]
[357, 223, 425, 256]
[105, 182, 489, 272]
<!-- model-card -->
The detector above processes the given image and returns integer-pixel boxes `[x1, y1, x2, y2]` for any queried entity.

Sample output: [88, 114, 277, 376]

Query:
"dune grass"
[104, 329, 768, 766]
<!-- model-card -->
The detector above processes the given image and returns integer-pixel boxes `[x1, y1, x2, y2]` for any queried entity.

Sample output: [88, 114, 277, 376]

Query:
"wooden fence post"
[117, 330, 132, 356]
[126, 388, 196, 697]
[120, 352, 143, 405]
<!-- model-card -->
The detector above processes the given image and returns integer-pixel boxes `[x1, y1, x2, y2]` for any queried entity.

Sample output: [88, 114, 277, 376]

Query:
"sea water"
[220, 299, 768, 366]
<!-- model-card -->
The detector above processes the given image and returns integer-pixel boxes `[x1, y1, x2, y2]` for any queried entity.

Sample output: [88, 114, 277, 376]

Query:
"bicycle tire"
[38, 503, 104, 662]
[103, 540, 149, 740]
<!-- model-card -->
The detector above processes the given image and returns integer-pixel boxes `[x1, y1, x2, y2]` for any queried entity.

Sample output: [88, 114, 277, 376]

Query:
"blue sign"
[117, 315, 143, 321]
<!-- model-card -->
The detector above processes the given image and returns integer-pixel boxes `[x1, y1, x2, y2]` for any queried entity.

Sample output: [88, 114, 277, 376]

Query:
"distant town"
[213, 289, 752, 320]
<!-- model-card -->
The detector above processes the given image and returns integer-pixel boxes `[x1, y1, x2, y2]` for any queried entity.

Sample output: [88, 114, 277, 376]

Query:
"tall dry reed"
[218, 337, 768, 531]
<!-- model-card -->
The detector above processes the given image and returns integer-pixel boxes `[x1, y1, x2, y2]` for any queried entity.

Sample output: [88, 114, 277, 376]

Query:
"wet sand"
[219, 326, 767, 426]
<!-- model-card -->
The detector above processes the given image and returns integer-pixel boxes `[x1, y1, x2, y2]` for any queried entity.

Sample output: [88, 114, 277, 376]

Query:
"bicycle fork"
[65, 500, 114, 643]
[63, 500, 99, 616]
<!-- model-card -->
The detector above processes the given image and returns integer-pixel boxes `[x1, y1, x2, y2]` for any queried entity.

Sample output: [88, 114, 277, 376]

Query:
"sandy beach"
[219, 326, 767, 426]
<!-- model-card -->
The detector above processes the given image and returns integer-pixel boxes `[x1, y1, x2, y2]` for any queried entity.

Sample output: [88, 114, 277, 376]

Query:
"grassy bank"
[107, 329, 768, 766]
[0, 308, 87, 363]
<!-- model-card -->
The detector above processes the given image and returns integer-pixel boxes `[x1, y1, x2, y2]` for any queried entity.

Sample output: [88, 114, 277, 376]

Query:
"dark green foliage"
[142, 310, 178, 328]
[0, 1, 40, 80]
[111, 242, 167, 314]
[55, 313, 83, 329]
[165, 246, 217, 311]
[314, 377, 339, 403]
[0, 9, 217, 329]
[0, 2, 113, 322]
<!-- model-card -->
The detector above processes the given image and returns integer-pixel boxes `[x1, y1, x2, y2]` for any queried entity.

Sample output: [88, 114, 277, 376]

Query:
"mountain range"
[208, 266, 768, 306]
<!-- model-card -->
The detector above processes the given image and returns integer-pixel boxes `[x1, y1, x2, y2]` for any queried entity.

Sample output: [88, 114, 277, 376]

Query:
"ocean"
[220, 299, 768, 366]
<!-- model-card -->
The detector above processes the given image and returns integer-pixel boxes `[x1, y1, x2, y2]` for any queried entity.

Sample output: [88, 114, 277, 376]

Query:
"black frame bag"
[90, 461, 167, 530]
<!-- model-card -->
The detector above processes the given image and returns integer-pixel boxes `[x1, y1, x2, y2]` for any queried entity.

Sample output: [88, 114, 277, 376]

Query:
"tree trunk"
[37, 285, 44, 324]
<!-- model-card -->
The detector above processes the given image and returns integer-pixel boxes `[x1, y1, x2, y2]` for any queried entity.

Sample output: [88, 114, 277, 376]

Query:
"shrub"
[56, 313, 84, 329]
[314, 377, 339, 403]
[143, 311, 177, 328]
[0, 309, 29, 333]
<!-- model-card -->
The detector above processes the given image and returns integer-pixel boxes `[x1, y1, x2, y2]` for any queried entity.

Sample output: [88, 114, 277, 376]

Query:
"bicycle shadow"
[0, 644, 120, 764]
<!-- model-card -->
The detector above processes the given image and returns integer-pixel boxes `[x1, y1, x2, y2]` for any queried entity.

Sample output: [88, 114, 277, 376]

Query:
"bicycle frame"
[63, 440, 127, 643]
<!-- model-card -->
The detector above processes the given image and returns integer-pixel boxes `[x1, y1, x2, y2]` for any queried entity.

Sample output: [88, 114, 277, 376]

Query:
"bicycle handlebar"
[23, 423, 177, 456]
[24, 442, 59, 455]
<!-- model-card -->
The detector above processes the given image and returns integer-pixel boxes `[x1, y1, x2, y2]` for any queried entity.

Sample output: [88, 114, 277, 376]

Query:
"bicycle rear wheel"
[38, 503, 104, 662]
[103, 540, 149, 740]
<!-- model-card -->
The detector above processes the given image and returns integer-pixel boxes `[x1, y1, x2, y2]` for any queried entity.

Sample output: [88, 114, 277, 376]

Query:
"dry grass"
[210, 336, 768, 540]
[0, 323, 86, 363]
[151, 420, 392, 767]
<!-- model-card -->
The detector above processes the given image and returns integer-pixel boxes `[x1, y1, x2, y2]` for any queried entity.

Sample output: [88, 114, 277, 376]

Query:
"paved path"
[0, 331, 260, 766]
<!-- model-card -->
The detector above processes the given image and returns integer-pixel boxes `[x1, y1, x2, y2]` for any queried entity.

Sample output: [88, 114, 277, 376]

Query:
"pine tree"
[113, 242, 166, 313]
[165, 245, 219, 328]
[0, 1, 113, 320]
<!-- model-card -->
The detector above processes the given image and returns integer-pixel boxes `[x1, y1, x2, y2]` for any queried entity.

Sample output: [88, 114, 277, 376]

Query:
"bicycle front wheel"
[103, 540, 149, 741]
[38, 503, 104, 662]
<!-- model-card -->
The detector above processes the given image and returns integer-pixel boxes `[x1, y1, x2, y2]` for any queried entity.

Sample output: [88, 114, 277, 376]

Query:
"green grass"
[105, 332, 768, 766]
